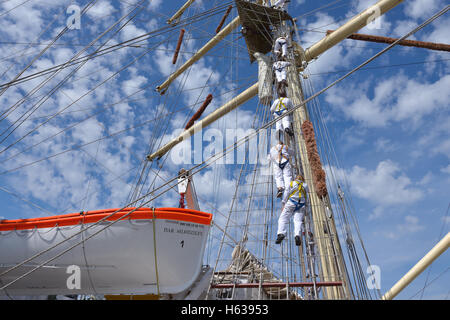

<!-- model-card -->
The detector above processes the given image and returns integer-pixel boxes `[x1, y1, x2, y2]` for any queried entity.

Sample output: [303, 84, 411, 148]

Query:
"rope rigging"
[1, 0, 448, 300]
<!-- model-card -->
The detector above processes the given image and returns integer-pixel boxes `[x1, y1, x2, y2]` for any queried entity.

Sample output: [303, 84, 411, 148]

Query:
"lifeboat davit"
[0, 207, 212, 296]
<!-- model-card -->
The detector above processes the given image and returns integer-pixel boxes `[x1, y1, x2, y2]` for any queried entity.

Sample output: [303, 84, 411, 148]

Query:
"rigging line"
[0, 159, 193, 282]
[2, 6, 446, 285]
[302, 75, 352, 260]
[0, 29, 176, 90]
[0, 34, 236, 47]
[0, 11, 153, 156]
[240, 6, 274, 47]
[294, 0, 348, 20]
[132, 35, 195, 204]
[303, 71, 370, 261]
[79, 135, 101, 296]
[149, 7, 249, 53]
[124, 82, 257, 202]
[139, 4, 230, 162]
[136, 0, 228, 203]
[0, 77, 161, 164]
[121, 0, 235, 26]
[206, 146, 248, 299]
[0, 3, 66, 83]
[146, 164, 277, 266]
[0, 37, 139, 144]
[128, 4, 206, 204]
[0, 102, 193, 176]
[57, 162, 142, 216]
[79, 148, 133, 189]
[408, 267, 450, 300]
[0, 0, 144, 73]
[418, 203, 450, 299]
[0, 0, 146, 123]
[0, 0, 147, 140]
[309, 58, 450, 76]
[0, 185, 54, 215]
[230, 101, 265, 295]
[0, 0, 33, 18]
[0, 4, 244, 90]
[0, 0, 100, 101]
[306, 67, 381, 299]
[1, 113, 257, 288]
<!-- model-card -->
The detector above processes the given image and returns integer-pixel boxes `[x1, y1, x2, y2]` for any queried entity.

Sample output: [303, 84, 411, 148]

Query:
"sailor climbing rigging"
[270, 91, 294, 138]
[276, 174, 308, 246]
[274, 36, 288, 59]
[272, 57, 290, 94]
[267, 141, 293, 199]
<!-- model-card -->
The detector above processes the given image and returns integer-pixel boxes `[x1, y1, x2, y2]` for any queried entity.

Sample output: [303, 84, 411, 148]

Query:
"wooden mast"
[147, 0, 405, 161]
[382, 232, 450, 300]
[283, 26, 352, 299]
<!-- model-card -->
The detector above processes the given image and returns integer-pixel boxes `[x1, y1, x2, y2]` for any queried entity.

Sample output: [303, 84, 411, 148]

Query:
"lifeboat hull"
[0, 207, 212, 296]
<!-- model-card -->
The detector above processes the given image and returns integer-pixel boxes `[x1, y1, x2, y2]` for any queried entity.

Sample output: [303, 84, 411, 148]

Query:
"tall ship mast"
[0, 0, 448, 300]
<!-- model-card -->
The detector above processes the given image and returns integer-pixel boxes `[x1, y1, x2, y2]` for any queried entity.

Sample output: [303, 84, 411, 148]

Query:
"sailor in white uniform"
[273, 57, 290, 93]
[267, 142, 293, 199]
[273, 58, 290, 83]
[276, 174, 308, 246]
[270, 92, 294, 138]
[274, 36, 288, 59]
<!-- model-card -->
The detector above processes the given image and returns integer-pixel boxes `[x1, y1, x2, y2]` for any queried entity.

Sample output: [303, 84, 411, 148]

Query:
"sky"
[0, 0, 448, 300]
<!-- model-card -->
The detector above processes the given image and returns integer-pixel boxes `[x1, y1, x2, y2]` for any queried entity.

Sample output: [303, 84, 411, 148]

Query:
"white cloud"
[329, 160, 423, 220]
[440, 165, 450, 174]
[326, 74, 450, 128]
[374, 137, 396, 153]
[86, 0, 116, 19]
[385, 215, 425, 239]
[404, 0, 443, 20]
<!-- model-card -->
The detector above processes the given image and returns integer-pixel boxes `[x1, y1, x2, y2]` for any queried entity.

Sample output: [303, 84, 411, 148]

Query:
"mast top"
[235, 0, 293, 63]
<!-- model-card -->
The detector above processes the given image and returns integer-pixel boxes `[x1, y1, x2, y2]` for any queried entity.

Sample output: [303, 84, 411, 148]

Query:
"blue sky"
[0, 0, 448, 299]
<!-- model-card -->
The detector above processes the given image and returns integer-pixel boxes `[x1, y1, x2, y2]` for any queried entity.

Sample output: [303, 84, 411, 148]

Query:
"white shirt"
[274, 37, 287, 48]
[283, 180, 308, 204]
[267, 143, 293, 164]
[272, 61, 290, 72]
[270, 97, 293, 114]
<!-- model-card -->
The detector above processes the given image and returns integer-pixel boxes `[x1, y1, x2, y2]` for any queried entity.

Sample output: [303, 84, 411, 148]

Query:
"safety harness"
[288, 180, 306, 211]
[277, 143, 289, 170]
[274, 97, 287, 116]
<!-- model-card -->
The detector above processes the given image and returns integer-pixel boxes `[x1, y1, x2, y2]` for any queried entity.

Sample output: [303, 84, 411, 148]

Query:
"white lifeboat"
[0, 207, 212, 296]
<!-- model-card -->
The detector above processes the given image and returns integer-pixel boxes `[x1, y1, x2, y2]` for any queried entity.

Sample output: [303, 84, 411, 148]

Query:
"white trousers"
[277, 200, 305, 237]
[274, 39, 287, 57]
[273, 161, 292, 191]
[274, 69, 287, 82]
[273, 111, 291, 132]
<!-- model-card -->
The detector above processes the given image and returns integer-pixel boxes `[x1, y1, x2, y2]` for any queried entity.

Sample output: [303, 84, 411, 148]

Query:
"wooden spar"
[216, 5, 233, 33]
[172, 29, 185, 65]
[156, 16, 240, 94]
[147, 0, 404, 160]
[381, 232, 450, 300]
[147, 84, 258, 161]
[326, 29, 450, 52]
[167, 0, 196, 25]
[303, 0, 404, 61]
[184, 94, 213, 130]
